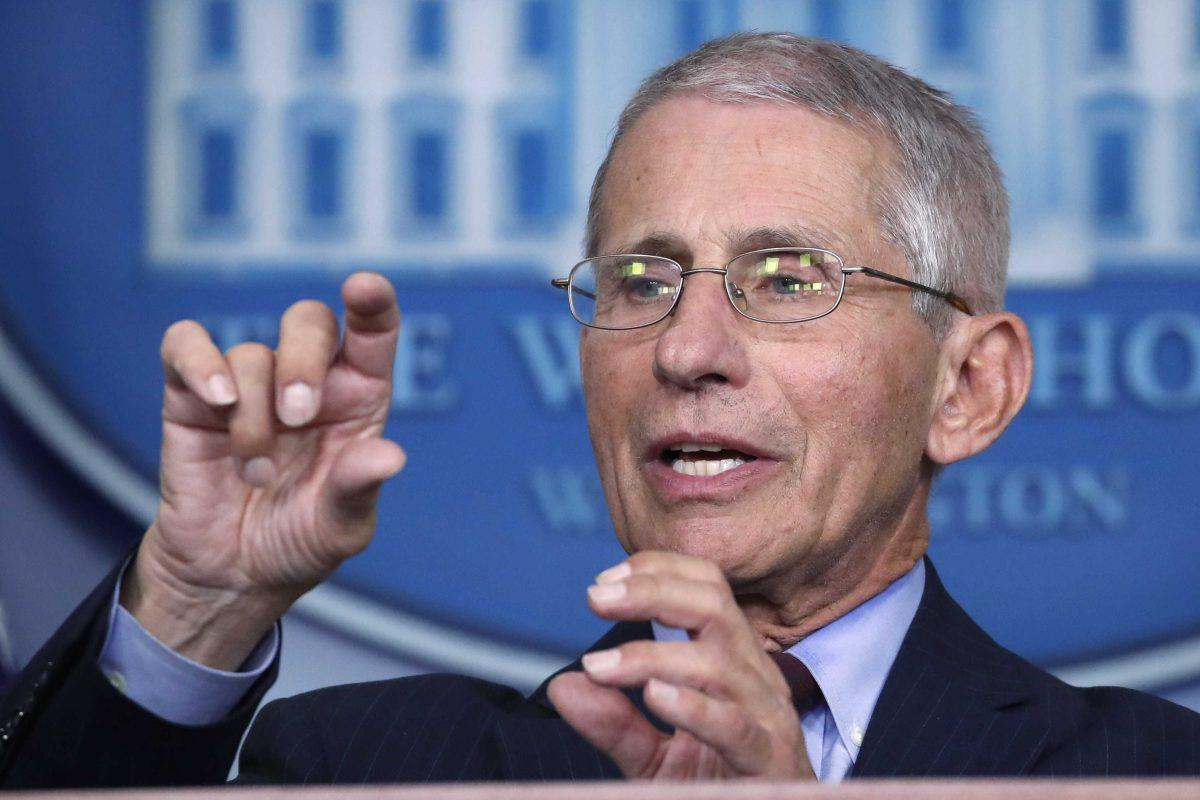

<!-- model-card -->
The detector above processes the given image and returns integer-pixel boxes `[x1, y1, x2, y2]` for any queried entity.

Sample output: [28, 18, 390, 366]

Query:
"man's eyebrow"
[606, 224, 844, 262]
[725, 224, 843, 255]
[609, 232, 692, 261]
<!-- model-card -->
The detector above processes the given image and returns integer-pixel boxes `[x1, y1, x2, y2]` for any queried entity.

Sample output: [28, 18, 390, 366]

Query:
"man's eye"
[625, 278, 673, 299]
[773, 275, 802, 294]
[763, 274, 829, 297]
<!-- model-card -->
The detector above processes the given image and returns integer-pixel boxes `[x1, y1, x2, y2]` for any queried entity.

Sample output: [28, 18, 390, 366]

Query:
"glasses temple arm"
[847, 266, 973, 316]
[551, 278, 597, 301]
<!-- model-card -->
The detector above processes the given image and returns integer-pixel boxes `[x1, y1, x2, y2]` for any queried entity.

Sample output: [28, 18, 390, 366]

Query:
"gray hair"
[584, 32, 1009, 335]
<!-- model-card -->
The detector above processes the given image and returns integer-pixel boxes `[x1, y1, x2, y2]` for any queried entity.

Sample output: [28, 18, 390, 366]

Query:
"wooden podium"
[6, 781, 1198, 799]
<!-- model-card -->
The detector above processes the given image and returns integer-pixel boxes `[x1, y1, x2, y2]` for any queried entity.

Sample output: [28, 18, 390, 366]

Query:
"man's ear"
[926, 311, 1033, 466]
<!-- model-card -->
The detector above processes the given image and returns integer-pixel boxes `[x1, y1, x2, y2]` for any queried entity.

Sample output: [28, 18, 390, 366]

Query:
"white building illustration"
[146, 0, 1200, 285]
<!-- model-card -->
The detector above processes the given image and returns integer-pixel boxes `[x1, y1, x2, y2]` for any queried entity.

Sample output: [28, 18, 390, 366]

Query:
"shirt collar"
[651, 559, 925, 763]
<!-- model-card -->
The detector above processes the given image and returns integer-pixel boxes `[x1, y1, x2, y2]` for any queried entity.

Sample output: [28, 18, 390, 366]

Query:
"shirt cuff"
[98, 568, 279, 726]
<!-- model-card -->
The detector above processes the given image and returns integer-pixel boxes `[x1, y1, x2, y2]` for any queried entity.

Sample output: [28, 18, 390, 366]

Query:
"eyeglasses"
[550, 247, 972, 330]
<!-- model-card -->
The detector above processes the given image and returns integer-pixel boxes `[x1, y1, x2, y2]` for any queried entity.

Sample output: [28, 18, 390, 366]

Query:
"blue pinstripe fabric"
[850, 561, 1200, 778]
[226, 561, 1199, 783]
[1, 556, 1197, 787]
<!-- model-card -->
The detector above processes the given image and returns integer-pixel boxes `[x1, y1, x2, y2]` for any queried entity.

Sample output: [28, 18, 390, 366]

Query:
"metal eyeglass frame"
[550, 246, 974, 331]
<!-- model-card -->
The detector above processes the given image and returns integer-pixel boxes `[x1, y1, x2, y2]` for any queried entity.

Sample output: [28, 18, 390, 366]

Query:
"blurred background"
[1, 0, 1198, 715]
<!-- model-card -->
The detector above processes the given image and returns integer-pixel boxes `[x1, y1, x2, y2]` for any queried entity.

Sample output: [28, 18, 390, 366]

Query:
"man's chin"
[633, 517, 772, 573]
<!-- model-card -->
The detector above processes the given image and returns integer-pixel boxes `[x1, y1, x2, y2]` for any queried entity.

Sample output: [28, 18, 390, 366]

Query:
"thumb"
[323, 437, 406, 532]
[547, 671, 664, 778]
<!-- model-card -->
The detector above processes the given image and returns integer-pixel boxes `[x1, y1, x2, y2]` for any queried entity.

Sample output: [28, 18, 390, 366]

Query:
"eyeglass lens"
[568, 249, 845, 329]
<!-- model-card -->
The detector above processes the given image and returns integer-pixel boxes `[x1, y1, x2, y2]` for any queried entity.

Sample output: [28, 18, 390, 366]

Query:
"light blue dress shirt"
[652, 560, 925, 782]
[98, 574, 278, 726]
[100, 559, 924, 776]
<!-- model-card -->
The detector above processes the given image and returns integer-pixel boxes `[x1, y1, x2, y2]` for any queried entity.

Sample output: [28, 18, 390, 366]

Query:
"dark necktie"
[768, 652, 820, 714]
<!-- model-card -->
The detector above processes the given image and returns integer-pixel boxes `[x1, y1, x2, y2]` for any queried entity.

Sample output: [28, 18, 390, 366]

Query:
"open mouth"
[659, 442, 759, 477]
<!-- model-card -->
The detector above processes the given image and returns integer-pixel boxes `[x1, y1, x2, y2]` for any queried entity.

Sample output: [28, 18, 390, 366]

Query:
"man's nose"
[652, 271, 751, 390]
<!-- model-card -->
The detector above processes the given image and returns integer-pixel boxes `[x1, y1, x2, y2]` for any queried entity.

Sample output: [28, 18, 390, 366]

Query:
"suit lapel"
[851, 558, 1050, 777]
[525, 620, 655, 713]
[493, 621, 653, 781]
[496, 562, 1053, 780]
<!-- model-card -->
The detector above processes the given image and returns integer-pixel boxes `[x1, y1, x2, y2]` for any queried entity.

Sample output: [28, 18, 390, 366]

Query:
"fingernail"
[595, 562, 631, 584]
[279, 382, 316, 427]
[242, 457, 276, 487]
[588, 582, 626, 603]
[647, 679, 678, 704]
[581, 649, 621, 674]
[206, 374, 237, 405]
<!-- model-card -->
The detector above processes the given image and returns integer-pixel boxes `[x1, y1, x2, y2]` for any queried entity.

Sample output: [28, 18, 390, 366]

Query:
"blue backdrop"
[1, 0, 1197, 691]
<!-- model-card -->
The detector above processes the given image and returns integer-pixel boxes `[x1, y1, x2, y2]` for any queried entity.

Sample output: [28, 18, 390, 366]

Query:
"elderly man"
[1, 34, 1197, 788]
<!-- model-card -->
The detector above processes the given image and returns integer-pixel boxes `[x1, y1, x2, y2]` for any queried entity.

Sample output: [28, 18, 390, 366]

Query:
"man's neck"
[738, 499, 931, 652]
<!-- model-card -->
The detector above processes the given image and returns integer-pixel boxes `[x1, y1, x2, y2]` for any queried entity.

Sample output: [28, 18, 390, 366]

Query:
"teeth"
[676, 442, 723, 453]
[669, 457, 746, 477]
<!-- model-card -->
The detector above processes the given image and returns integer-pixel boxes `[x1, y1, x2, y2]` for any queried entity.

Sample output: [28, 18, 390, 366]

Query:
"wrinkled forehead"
[592, 95, 900, 262]
[605, 223, 854, 266]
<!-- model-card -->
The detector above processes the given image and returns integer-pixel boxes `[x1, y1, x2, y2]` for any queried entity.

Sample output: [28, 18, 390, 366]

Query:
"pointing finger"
[339, 272, 400, 381]
[275, 299, 339, 427]
[596, 550, 727, 587]
[587, 573, 745, 648]
[160, 320, 237, 407]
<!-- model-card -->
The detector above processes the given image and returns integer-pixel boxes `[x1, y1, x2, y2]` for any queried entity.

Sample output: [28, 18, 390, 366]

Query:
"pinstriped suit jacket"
[1, 557, 1197, 788]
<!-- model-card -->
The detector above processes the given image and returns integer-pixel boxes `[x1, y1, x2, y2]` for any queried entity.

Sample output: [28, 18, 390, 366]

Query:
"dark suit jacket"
[1, 557, 1197, 788]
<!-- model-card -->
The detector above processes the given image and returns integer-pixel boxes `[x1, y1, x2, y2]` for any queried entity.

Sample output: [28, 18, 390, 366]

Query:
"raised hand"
[122, 272, 406, 670]
[547, 551, 815, 780]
